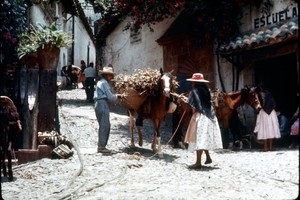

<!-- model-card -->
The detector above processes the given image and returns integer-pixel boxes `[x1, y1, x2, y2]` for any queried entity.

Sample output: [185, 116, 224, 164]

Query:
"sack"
[52, 144, 73, 159]
[119, 88, 148, 110]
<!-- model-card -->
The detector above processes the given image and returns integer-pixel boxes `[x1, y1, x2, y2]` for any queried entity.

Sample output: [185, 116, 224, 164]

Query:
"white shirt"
[84, 67, 95, 78]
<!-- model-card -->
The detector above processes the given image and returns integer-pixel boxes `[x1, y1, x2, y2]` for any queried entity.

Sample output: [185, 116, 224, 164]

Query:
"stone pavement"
[1, 87, 299, 200]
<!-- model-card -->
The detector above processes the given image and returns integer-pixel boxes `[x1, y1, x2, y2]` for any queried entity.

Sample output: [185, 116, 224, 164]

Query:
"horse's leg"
[137, 126, 143, 147]
[156, 132, 163, 158]
[135, 113, 144, 147]
[129, 110, 135, 148]
[152, 131, 163, 158]
[7, 142, 13, 181]
[6, 150, 12, 182]
[151, 135, 157, 153]
[151, 120, 163, 158]
[0, 149, 6, 178]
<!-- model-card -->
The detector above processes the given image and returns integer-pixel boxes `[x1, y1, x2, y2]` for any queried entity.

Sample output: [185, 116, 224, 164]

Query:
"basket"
[52, 144, 73, 159]
[120, 88, 148, 110]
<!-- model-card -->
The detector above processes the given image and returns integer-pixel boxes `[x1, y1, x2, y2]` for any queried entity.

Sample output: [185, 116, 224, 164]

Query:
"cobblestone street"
[2, 87, 299, 200]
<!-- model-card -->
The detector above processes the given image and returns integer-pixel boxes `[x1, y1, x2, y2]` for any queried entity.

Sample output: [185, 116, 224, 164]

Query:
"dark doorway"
[254, 53, 298, 119]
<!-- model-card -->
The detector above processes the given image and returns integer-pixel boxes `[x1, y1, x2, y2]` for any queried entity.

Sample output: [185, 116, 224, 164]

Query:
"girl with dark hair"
[254, 85, 281, 151]
[184, 73, 223, 169]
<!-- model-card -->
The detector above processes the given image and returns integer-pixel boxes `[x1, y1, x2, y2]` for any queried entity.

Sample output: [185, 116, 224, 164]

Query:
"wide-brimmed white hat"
[99, 66, 115, 75]
[186, 73, 209, 83]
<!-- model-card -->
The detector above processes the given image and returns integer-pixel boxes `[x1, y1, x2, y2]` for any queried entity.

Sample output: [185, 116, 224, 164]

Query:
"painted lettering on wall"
[254, 6, 298, 29]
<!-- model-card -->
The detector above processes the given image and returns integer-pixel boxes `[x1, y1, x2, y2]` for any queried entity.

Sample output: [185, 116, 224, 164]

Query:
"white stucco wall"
[29, 6, 48, 25]
[241, 0, 298, 32]
[73, 17, 96, 67]
[103, 16, 177, 74]
[213, 52, 248, 92]
[29, 4, 96, 75]
[214, 0, 298, 92]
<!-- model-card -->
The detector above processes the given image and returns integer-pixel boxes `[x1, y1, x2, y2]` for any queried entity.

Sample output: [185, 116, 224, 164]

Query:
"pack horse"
[116, 69, 177, 157]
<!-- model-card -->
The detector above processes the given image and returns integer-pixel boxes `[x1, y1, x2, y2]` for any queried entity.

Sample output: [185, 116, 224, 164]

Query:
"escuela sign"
[254, 6, 298, 29]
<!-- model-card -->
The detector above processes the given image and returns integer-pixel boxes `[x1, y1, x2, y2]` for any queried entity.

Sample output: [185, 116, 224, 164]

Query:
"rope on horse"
[146, 92, 188, 159]
[166, 109, 187, 146]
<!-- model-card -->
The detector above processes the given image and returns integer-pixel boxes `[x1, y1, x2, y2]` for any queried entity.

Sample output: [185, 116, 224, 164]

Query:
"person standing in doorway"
[84, 62, 96, 102]
[184, 73, 223, 169]
[254, 84, 281, 151]
[79, 60, 87, 89]
[289, 107, 299, 149]
[94, 66, 124, 153]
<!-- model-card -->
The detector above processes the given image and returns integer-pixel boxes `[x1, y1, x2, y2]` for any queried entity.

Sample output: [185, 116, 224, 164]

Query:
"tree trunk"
[38, 69, 57, 132]
[36, 45, 60, 132]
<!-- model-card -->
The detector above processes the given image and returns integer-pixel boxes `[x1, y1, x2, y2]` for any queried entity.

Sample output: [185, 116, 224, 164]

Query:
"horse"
[212, 87, 261, 129]
[0, 96, 22, 184]
[172, 87, 261, 147]
[124, 69, 177, 157]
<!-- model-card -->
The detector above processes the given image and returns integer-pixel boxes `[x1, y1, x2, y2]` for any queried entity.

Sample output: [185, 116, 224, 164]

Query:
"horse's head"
[160, 69, 176, 98]
[242, 86, 262, 111]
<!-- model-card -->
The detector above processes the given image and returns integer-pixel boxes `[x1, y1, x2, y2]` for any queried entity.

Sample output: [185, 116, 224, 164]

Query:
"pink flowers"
[1, 31, 17, 46]
[114, 0, 184, 27]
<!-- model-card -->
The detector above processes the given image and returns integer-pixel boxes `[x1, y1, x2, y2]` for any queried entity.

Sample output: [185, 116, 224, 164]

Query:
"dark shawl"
[259, 90, 276, 115]
[187, 84, 215, 119]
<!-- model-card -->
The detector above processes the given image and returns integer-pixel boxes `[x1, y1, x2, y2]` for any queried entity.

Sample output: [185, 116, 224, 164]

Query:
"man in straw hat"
[95, 65, 125, 154]
[184, 73, 223, 169]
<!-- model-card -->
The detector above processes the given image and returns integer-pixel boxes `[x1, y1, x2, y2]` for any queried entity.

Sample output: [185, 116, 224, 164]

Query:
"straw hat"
[99, 66, 115, 75]
[186, 73, 209, 83]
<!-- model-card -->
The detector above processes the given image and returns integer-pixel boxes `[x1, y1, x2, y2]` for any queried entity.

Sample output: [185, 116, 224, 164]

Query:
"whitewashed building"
[96, 1, 298, 119]
[29, 0, 96, 73]
[218, 0, 298, 119]
[97, 16, 177, 74]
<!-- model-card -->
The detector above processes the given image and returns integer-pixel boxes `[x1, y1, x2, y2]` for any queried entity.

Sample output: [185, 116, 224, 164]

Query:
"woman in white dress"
[184, 73, 223, 169]
[254, 85, 281, 151]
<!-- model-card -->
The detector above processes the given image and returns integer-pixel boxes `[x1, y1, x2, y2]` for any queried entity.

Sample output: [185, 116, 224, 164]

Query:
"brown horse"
[124, 69, 176, 157]
[0, 96, 22, 186]
[212, 87, 261, 129]
[172, 87, 261, 138]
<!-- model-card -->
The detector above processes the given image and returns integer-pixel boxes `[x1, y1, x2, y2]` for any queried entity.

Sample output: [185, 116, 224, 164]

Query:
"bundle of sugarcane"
[112, 68, 161, 110]
[113, 68, 162, 95]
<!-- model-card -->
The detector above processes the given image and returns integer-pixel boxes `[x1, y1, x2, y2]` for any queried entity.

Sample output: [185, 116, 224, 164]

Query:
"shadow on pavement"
[120, 146, 179, 163]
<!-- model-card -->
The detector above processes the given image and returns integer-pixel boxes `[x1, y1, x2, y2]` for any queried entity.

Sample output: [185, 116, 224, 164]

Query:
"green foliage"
[94, 0, 118, 16]
[0, 0, 31, 62]
[17, 23, 73, 59]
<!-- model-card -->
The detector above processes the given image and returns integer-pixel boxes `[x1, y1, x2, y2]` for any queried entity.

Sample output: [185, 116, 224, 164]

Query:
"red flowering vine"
[113, 0, 185, 28]
[94, 0, 271, 42]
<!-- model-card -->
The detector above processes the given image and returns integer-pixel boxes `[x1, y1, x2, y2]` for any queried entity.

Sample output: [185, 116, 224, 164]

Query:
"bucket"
[167, 102, 177, 113]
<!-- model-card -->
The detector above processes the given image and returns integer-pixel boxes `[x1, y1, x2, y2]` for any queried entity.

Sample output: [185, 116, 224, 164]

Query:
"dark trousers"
[172, 108, 183, 145]
[229, 110, 242, 144]
[85, 77, 94, 101]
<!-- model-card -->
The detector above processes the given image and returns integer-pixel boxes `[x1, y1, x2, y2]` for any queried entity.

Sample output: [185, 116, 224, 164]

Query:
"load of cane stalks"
[113, 68, 162, 96]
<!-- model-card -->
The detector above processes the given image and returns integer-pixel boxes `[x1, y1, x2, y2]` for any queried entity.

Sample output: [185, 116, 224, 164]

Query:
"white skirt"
[185, 112, 223, 151]
[254, 109, 281, 140]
